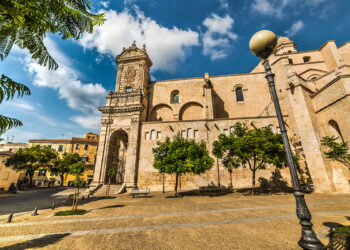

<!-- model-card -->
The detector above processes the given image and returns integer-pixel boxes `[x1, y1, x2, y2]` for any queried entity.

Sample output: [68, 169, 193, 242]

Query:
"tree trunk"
[75, 186, 79, 210]
[29, 173, 33, 188]
[174, 173, 179, 195]
[107, 178, 111, 196]
[162, 173, 165, 193]
[216, 158, 221, 188]
[72, 188, 76, 210]
[230, 171, 233, 189]
[252, 170, 256, 194]
[60, 174, 64, 187]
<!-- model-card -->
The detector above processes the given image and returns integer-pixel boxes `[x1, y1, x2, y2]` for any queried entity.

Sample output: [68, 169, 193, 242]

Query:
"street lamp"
[249, 30, 326, 250]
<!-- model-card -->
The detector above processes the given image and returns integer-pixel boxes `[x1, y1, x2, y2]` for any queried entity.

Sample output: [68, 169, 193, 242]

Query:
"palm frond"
[0, 74, 30, 103]
[16, 28, 58, 70]
[0, 114, 23, 134]
[0, 31, 16, 61]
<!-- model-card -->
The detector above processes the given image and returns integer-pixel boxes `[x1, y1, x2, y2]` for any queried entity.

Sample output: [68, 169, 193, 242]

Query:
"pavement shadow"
[322, 222, 345, 248]
[168, 189, 234, 198]
[236, 187, 293, 196]
[96, 204, 126, 210]
[0, 233, 70, 250]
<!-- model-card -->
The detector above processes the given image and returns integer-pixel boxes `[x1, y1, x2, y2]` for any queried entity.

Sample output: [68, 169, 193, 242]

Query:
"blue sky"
[1, 0, 350, 142]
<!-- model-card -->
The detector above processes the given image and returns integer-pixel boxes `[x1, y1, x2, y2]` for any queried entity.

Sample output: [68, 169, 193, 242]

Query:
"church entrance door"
[105, 130, 128, 184]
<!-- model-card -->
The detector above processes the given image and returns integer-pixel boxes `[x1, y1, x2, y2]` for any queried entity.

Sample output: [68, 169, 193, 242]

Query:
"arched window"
[303, 56, 311, 63]
[170, 90, 179, 104]
[328, 120, 344, 142]
[288, 58, 293, 64]
[235, 87, 244, 102]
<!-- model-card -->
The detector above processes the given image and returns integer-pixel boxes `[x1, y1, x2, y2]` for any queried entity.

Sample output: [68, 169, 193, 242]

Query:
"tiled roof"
[71, 137, 99, 143]
[29, 139, 71, 143]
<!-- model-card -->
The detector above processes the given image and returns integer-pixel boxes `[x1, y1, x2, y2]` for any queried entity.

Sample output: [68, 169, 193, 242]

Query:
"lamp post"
[249, 30, 326, 250]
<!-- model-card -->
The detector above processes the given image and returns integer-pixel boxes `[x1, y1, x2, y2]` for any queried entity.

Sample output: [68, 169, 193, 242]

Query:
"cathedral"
[91, 37, 350, 193]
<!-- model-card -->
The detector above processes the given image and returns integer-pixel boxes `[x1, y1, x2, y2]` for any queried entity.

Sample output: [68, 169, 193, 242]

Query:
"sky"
[1, 0, 350, 143]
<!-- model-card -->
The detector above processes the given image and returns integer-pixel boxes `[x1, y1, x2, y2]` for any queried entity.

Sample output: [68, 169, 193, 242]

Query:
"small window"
[87, 136, 91, 139]
[235, 87, 244, 102]
[84, 144, 88, 150]
[58, 145, 63, 152]
[194, 130, 199, 138]
[145, 132, 150, 140]
[82, 156, 89, 162]
[187, 128, 193, 138]
[230, 126, 234, 133]
[76, 144, 80, 150]
[38, 169, 47, 176]
[181, 130, 187, 138]
[171, 90, 179, 104]
[223, 129, 229, 136]
[151, 130, 157, 140]
[157, 131, 161, 139]
[126, 87, 132, 93]
[288, 58, 293, 64]
[303, 56, 311, 63]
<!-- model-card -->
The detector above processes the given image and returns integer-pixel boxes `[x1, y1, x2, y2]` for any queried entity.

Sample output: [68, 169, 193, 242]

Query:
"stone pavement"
[0, 187, 74, 216]
[0, 190, 349, 249]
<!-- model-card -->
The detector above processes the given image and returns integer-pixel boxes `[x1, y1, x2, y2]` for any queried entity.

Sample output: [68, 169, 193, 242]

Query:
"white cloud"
[25, 38, 107, 115]
[79, 8, 199, 72]
[202, 13, 237, 60]
[13, 37, 106, 131]
[71, 114, 102, 131]
[284, 20, 304, 37]
[100, 1, 110, 8]
[217, 0, 229, 9]
[251, 0, 275, 16]
[251, 0, 328, 18]
[123, 0, 137, 5]
[7, 100, 35, 111]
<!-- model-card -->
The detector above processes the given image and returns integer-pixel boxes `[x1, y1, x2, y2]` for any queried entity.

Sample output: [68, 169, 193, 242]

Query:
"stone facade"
[92, 38, 350, 193]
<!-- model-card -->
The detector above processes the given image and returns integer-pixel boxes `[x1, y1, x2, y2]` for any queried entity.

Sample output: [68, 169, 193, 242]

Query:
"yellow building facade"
[0, 152, 20, 190]
[28, 133, 99, 186]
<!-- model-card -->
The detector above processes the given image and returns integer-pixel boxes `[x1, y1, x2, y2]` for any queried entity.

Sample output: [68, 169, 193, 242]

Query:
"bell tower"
[92, 42, 152, 190]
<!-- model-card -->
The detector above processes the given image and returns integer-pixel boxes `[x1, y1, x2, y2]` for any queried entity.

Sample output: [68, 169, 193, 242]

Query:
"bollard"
[7, 213, 13, 223]
[32, 207, 38, 216]
[51, 203, 55, 210]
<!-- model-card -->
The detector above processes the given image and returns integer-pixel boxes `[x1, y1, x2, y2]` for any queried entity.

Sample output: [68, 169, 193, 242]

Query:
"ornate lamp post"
[249, 30, 326, 250]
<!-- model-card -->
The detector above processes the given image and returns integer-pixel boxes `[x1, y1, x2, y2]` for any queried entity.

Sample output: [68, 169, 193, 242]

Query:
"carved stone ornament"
[101, 119, 113, 125]
[125, 66, 137, 82]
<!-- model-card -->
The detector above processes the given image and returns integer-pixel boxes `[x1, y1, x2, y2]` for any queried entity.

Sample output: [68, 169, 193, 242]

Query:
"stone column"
[91, 122, 111, 187]
[123, 119, 141, 188]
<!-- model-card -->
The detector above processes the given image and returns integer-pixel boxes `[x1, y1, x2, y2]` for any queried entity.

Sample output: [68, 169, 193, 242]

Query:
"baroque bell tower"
[92, 42, 152, 190]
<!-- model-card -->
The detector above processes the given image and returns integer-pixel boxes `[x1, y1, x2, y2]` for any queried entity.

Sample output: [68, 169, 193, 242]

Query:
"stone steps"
[94, 184, 122, 196]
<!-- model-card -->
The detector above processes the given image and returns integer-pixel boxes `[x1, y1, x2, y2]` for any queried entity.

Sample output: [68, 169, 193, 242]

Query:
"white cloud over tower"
[79, 8, 199, 72]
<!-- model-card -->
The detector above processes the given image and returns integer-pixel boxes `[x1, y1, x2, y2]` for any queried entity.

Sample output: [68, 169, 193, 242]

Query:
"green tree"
[212, 123, 287, 193]
[321, 136, 350, 167]
[0, 0, 105, 133]
[51, 152, 81, 187]
[153, 135, 214, 195]
[6, 145, 57, 187]
[69, 162, 87, 210]
[106, 166, 118, 196]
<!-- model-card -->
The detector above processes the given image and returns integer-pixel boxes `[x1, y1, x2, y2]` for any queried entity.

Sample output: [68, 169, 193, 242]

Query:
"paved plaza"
[0, 190, 349, 249]
[0, 188, 73, 216]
